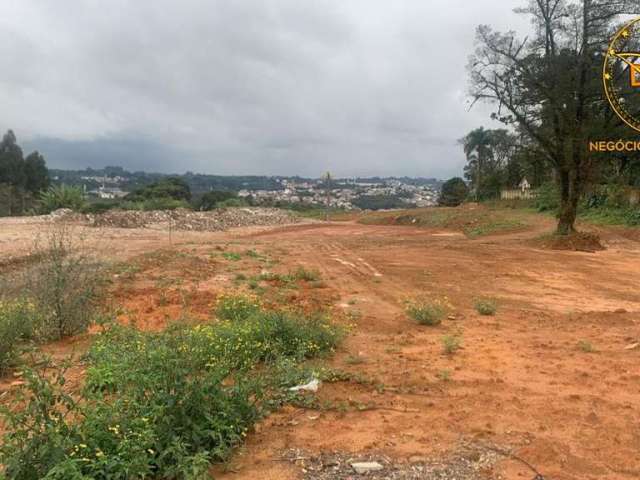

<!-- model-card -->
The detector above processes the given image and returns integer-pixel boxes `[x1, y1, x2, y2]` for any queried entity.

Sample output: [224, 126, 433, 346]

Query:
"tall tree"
[24, 151, 50, 194]
[0, 130, 26, 188]
[468, 0, 636, 234]
[0, 130, 51, 216]
[461, 127, 492, 200]
[462, 127, 519, 199]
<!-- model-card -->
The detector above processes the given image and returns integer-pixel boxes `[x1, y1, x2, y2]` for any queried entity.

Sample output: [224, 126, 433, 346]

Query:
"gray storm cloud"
[0, 0, 530, 177]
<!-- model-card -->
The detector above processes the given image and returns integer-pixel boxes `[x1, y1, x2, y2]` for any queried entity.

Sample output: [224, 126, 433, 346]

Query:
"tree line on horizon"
[0, 130, 50, 216]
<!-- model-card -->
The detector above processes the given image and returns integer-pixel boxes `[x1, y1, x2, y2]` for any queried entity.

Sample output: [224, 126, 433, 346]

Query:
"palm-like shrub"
[39, 185, 86, 213]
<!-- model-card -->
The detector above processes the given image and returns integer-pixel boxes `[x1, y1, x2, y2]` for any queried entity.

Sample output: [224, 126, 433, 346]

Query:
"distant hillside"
[48, 167, 443, 196]
[48, 167, 285, 195]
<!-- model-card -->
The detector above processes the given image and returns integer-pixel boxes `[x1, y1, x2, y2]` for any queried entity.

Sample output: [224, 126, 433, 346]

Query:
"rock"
[289, 379, 320, 393]
[350, 462, 384, 474]
[409, 455, 427, 464]
[50, 208, 74, 218]
[624, 342, 639, 350]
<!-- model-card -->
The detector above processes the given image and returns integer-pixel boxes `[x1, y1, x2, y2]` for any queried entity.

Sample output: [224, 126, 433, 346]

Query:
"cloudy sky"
[0, 1, 531, 178]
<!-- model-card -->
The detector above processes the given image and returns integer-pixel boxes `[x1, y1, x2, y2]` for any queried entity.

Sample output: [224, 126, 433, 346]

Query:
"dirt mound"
[0, 208, 81, 225]
[359, 206, 530, 238]
[51, 208, 301, 231]
[535, 231, 605, 252]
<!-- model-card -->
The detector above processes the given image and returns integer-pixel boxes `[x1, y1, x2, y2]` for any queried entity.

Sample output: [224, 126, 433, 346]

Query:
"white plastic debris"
[289, 379, 321, 393]
[351, 462, 384, 474]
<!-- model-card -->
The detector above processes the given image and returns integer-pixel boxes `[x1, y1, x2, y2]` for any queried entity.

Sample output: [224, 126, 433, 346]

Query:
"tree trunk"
[556, 169, 579, 235]
[9, 186, 16, 216]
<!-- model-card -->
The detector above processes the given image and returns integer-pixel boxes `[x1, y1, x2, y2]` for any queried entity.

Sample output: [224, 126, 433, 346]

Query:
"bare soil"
[1, 208, 639, 480]
[532, 231, 606, 253]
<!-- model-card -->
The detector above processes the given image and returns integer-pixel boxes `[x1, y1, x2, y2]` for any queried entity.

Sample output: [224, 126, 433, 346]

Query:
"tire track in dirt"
[324, 242, 383, 278]
[274, 235, 404, 332]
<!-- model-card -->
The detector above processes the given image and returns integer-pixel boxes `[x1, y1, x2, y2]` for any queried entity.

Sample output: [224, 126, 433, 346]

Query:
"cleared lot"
[1, 208, 640, 479]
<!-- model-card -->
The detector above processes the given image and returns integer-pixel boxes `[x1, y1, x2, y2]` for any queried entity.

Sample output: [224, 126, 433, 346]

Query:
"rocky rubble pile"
[283, 446, 503, 480]
[48, 208, 301, 231]
[0, 209, 80, 225]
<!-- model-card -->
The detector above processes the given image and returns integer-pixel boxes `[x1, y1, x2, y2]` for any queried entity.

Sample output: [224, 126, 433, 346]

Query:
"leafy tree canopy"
[194, 190, 239, 211]
[125, 177, 191, 202]
[439, 177, 469, 207]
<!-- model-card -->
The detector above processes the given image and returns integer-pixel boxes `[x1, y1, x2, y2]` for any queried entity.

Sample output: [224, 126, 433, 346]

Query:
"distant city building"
[81, 175, 125, 184]
[237, 178, 440, 210]
[501, 179, 536, 200]
[88, 186, 128, 199]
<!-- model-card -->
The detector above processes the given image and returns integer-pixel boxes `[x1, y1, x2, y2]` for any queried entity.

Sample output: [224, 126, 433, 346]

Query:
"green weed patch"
[0, 306, 343, 479]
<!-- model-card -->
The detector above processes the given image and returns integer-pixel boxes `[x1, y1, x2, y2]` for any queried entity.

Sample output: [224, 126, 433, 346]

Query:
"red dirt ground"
[2, 210, 640, 479]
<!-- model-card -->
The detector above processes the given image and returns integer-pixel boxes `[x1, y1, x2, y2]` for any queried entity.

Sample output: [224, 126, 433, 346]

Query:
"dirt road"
[213, 221, 640, 480]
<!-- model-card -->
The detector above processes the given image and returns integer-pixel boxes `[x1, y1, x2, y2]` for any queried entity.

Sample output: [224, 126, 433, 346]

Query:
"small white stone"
[289, 379, 320, 392]
[351, 462, 384, 474]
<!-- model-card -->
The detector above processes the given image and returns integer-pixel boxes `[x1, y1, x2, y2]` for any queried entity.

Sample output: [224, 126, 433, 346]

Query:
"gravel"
[42, 207, 302, 231]
[282, 444, 505, 480]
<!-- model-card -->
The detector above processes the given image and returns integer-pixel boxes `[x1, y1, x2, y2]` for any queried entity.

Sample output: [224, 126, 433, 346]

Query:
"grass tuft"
[405, 297, 450, 326]
[442, 334, 462, 355]
[577, 340, 594, 353]
[474, 297, 498, 316]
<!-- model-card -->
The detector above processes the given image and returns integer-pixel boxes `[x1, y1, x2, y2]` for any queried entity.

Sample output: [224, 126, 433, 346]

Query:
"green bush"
[114, 200, 144, 211]
[534, 182, 559, 212]
[216, 198, 249, 208]
[89, 310, 341, 377]
[0, 366, 83, 480]
[257, 267, 321, 285]
[118, 198, 191, 211]
[139, 198, 190, 211]
[0, 300, 36, 373]
[438, 177, 468, 207]
[125, 177, 191, 203]
[221, 252, 242, 261]
[193, 190, 238, 211]
[442, 334, 462, 354]
[39, 185, 86, 213]
[1, 360, 250, 480]
[0, 306, 343, 479]
[405, 297, 449, 326]
[579, 206, 640, 226]
[604, 185, 630, 209]
[215, 293, 261, 322]
[625, 208, 640, 226]
[352, 195, 415, 210]
[80, 200, 120, 214]
[292, 266, 321, 282]
[577, 340, 594, 353]
[474, 298, 497, 316]
[24, 226, 104, 340]
[201, 312, 342, 368]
